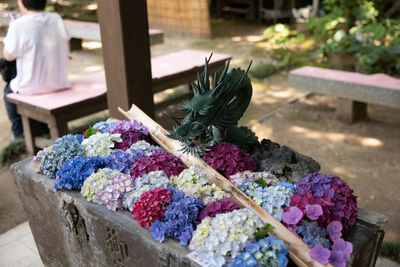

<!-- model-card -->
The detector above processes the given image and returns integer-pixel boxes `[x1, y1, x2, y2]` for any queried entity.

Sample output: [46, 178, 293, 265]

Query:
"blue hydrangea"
[150, 190, 204, 245]
[106, 149, 143, 174]
[93, 121, 117, 133]
[295, 221, 332, 249]
[54, 156, 109, 190]
[39, 134, 84, 178]
[229, 236, 289, 267]
[237, 179, 295, 221]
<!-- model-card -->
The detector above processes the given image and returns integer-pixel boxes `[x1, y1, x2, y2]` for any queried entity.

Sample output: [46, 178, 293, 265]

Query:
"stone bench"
[288, 66, 400, 123]
[7, 50, 231, 154]
[0, 10, 164, 48]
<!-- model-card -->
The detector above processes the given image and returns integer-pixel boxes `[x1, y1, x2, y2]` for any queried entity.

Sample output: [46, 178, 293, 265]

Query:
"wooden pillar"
[97, 0, 154, 120]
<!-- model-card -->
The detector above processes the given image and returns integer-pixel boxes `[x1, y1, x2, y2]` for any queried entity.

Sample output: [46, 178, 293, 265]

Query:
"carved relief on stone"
[106, 227, 129, 267]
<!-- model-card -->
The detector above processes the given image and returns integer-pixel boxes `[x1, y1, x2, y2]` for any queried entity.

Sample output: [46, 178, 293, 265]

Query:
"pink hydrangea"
[130, 151, 186, 178]
[202, 142, 255, 177]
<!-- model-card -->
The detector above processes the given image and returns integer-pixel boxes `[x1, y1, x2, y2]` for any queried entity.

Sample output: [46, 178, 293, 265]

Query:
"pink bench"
[289, 66, 400, 122]
[0, 10, 164, 48]
[7, 49, 231, 154]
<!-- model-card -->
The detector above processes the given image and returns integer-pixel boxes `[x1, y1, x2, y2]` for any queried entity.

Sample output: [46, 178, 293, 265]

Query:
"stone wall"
[11, 158, 385, 266]
[147, 0, 211, 38]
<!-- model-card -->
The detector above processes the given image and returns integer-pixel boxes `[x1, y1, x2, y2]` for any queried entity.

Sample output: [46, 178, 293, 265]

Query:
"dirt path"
[0, 20, 399, 243]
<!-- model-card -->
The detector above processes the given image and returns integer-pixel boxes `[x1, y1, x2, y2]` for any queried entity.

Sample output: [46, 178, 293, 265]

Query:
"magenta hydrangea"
[108, 120, 152, 151]
[197, 198, 240, 223]
[202, 142, 255, 177]
[295, 173, 358, 228]
[130, 151, 186, 178]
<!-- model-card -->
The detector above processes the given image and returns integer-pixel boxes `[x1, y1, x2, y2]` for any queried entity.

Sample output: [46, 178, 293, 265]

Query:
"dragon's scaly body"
[166, 55, 259, 156]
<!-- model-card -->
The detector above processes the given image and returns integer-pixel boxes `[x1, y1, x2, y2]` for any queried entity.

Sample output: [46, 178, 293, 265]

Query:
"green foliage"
[255, 224, 276, 240]
[84, 127, 99, 138]
[380, 241, 400, 263]
[311, 0, 400, 74]
[249, 64, 279, 79]
[255, 178, 268, 188]
[0, 139, 26, 168]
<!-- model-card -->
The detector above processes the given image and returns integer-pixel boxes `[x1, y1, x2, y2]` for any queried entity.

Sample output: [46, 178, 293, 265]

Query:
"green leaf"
[255, 224, 276, 240]
[84, 127, 99, 138]
[255, 178, 268, 188]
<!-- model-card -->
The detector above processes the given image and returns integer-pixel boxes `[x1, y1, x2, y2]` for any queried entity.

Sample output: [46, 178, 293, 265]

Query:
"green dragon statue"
[166, 54, 259, 156]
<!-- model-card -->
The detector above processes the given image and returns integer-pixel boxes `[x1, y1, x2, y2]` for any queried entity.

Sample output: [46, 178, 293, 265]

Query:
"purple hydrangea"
[150, 190, 204, 245]
[282, 206, 303, 225]
[54, 156, 108, 190]
[310, 244, 331, 264]
[108, 120, 152, 151]
[327, 221, 343, 241]
[295, 221, 331, 249]
[96, 174, 134, 211]
[295, 173, 358, 228]
[106, 150, 143, 174]
[202, 142, 255, 177]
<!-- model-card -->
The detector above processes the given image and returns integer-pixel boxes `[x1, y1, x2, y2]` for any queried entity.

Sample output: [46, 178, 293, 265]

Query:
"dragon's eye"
[190, 122, 204, 132]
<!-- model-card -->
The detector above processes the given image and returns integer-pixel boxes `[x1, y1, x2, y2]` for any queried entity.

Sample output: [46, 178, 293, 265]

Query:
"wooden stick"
[119, 104, 331, 267]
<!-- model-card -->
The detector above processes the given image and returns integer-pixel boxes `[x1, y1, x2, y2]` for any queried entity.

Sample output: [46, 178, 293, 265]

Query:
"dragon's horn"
[191, 81, 200, 95]
[213, 71, 218, 88]
[204, 53, 213, 90]
[197, 72, 205, 93]
[238, 60, 253, 86]
[217, 59, 231, 84]
[210, 82, 224, 97]
[163, 111, 181, 126]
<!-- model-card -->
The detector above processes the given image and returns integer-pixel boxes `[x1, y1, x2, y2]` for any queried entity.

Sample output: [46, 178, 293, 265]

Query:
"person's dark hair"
[21, 0, 46, 11]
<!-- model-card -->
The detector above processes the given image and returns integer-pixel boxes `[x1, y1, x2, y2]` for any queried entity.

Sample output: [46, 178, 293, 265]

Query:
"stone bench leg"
[336, 98, 367, 123]
[70, 38, 83, 51]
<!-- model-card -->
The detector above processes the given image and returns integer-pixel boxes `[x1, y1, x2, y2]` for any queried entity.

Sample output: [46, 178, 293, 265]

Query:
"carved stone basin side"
[10, 158, 386, 267]
[11, 159, 197, 267]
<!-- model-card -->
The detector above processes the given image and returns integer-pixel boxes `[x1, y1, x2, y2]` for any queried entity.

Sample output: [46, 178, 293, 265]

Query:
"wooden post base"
[336, 98, 367, 123]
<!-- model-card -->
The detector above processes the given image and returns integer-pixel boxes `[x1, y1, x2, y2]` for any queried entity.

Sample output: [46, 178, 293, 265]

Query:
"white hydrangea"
[189, 209, 264, 267]
[229, 170, 279, 185]
[128, 140, 163, 156]
[82, 132, 122, 157]
[172, 167, 229, 204]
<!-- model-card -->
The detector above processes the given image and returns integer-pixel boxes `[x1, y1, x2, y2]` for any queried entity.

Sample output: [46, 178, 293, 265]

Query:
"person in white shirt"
[3, 0, 70, 139]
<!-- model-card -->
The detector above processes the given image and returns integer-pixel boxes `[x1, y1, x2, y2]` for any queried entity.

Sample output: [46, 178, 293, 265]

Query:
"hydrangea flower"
[108, 120, 148, 135]
[93, 121, 117, 133]
[128, 140, 163, 156]
[97, 174, 134, 211]
[189, 209, 264, 267]
[295, 220, 331, 249]
[282, 206, 303, 225]
[131, 188, 171, 228]
[123, 171, 172, 211]
[150, 190, 204, 245]
[310, 244, 331, 264]
[106, 150, 142, 174]
[197, 198, 240, 223]
[82, 132, 122, 157]
[238, 179, 295, 221]
[229, 236, 289, 267]
[229, 170, 279, 185]
[172, 167, 229, 204]
[54, 156, 108, 190]
[203, 142, 255, 177]
[327, 221, 343, 241]
[130, 151, 186, 178]
[296, 173, 358, 228]
[81, 168, 121, 203]
[36, 134, 84, 178]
